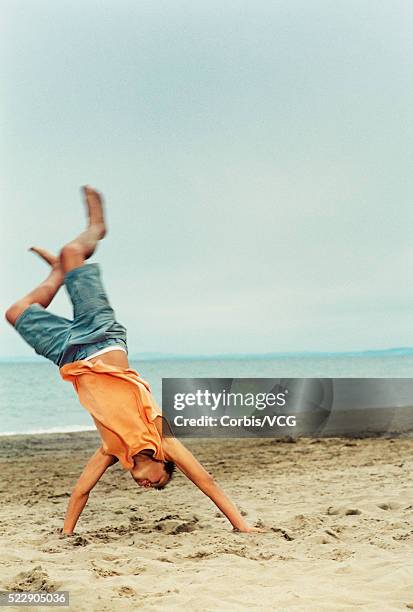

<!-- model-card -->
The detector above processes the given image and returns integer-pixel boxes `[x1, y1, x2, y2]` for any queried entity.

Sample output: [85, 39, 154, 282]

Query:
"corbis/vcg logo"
[162, 378, 413, 438]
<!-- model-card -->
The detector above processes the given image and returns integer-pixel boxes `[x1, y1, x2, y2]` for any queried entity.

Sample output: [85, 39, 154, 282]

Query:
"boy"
[5, 186, 263, 535]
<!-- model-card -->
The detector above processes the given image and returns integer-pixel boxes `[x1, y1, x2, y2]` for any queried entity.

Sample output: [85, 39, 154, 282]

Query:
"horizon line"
[1, 346, 413, 363]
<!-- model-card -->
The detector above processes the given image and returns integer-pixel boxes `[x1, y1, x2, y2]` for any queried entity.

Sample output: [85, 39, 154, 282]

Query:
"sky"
[1, 0, 412, 358]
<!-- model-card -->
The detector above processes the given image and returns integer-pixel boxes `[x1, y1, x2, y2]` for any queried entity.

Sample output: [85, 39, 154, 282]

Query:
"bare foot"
[29, 247, 60, 268]
[29, 247, 64, 284]
[82, 185, 107, 239]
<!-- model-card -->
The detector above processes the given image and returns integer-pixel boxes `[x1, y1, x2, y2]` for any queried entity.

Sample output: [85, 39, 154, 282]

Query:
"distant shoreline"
[0, 425, 97, 437]
[1, 346, 413, 363]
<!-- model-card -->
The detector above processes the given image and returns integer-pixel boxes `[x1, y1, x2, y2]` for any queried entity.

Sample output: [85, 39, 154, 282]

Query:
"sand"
[0, 432, 412, 611]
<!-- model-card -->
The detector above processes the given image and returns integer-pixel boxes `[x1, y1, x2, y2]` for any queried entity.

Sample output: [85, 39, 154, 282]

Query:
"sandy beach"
[0, 432, 412, 611]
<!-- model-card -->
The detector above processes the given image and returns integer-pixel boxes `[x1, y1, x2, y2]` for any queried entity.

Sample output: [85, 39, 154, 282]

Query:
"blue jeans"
[14, 263, 128, 367]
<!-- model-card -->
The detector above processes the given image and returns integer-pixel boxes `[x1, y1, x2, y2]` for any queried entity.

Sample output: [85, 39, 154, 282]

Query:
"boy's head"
[130, 452, 175, 490]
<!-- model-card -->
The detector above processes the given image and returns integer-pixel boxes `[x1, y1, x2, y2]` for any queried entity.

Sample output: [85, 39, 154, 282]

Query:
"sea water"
[0, 353, 412, 435]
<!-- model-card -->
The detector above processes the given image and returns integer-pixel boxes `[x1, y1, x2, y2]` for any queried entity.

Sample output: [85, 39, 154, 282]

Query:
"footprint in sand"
[97, 558, 146, 575]
[154, 519, 197, 535]
[90, 562, 120, 578]
[69, 535, 90, 546]
[116, 586, 136, 598]
[154, 515, 199, 535]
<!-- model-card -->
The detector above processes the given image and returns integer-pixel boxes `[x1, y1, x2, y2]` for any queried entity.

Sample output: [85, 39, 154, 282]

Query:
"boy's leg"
[5, 185, 106, 325]
[59, 186, 106, 274]
[4, 247, 72, 365]
[57, 186, 127, 356]
[5, 250, 64, 326]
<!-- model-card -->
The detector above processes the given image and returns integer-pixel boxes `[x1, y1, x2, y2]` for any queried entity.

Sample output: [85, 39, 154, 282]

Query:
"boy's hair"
[155, 461, 176, 490]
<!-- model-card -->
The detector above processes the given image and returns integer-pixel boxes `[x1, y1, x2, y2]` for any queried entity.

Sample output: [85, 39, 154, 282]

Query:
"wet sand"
[0, 432, 412, 611]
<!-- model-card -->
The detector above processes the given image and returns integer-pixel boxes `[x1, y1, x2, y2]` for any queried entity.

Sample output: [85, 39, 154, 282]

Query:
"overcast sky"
[1, 0, 412, 358]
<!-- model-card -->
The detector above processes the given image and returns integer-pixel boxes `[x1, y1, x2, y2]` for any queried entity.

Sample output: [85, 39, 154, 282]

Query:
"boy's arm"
[162, 437, 264, 533]
[62, 447, 118, 535]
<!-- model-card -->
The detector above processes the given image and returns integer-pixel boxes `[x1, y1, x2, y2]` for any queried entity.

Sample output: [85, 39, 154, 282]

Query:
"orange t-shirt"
[60, 359, 165, 469]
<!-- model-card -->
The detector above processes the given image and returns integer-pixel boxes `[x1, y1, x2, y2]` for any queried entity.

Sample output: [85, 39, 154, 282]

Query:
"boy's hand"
[233, 526, 267, 533]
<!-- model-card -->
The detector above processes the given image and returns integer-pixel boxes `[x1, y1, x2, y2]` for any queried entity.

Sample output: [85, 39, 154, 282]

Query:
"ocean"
[1, 353, 412, 435]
